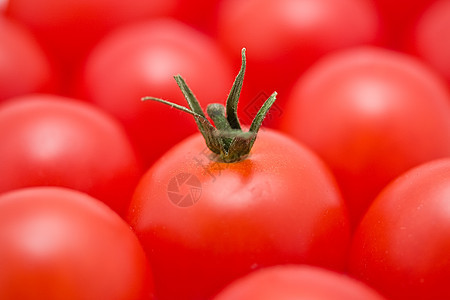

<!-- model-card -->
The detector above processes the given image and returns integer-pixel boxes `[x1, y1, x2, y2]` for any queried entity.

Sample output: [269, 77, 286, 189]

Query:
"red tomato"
[0, 94, 141, 216]
[79, 18, 234, 168]
[0, 16, 54, 102]
[0, 187, 154, 299]
[4, 0, 179, 94]
[403, 0, 450, 86]
[279, 46, 450, 228]
[348, 158, 450, 300]
[128, 129, 350, 300]
[213, 265, 387, 300]
[216, 0, 382, 126]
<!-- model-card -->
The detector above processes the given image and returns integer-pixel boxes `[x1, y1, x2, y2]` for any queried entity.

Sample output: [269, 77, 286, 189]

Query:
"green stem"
[225, 48, 246, 130]
[141, 48, 277, 163]
[207, 103, 233, 150]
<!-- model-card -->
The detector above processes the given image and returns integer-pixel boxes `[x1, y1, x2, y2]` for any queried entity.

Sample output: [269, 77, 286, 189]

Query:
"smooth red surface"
[279, 46, 450, 228]
[0, 16, 54, 101]
[128, 129, 350, 300]
[4, 0, 179, 93]
[403, 0, 450, 85]
[372, 0, 435, 48]
[0, 187, 154, 299]
[349, 158, 450, 300]
[0, 94, 141, 216]
[213, 265, 387, 300]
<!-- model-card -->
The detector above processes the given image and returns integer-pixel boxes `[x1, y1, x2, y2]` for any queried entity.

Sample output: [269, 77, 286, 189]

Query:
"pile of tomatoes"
[1, 0, 449, 299]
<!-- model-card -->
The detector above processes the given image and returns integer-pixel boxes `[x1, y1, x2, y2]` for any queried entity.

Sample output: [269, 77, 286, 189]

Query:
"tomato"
[213, 264, 387, 300]
[0, 187, 154, 299]
[216, 0, 382, 126]
[128, 130, 350, 299]
[127, 50, 350, 300]
[78, 18, 234, 168]
[0, 16, 54, 102]
[279, 46, 450, 228]
[4, 0, 179, 94]
[348, 158, 450, 300]
[402, 0, 450, 86]
[0, 94, 141, 216]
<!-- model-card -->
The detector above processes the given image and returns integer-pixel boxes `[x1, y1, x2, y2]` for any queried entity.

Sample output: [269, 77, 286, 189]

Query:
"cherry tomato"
[216, 0, 382, 126]
[127, 48, 350, 299]
[0, 187, 154, 299]
[0, 94, 141, 216]
[348, 158, 450, 300]
[4, 0, 179, 94]
[0, 16, 54, 102]
[213, 264, 387, 300]
[279, 46, 450, 228]
[402, 0, 450, 86]
[128, 129, 350, 300]
[79, 18, 234, 168]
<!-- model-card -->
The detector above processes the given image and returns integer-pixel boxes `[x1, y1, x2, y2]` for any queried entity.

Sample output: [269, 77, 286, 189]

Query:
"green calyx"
[142, 48, 277, 163]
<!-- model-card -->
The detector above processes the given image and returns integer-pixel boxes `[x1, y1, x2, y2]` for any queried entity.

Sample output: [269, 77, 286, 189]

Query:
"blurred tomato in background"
[371, 0, 437, 48]
[0, 16, 55, 102]
[0, 94, 141, 216]
[173, 0, 223, 34]
[402, 0, 450, 87]
[279, 46, 450, 228]
[216, 0, 383, 127]
[3, 0, 180, 94]
[78, 18, 234, 168]
[0, 187, 154, 300]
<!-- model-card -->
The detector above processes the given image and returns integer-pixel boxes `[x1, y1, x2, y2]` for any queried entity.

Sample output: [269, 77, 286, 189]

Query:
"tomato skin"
[128, 129, 350, 300]
[279, 46, 450, 228]
[372, 0, 435, 48]
[348, 158, 450, 300]
[0, 16, 54, 101]
[403, 0, 450, 86]
[173, 0, 222, 34]
[216, 0, 382, 126]
[79, 18, 234, 168]
[0, 187, 154, 300]
[0, 94, 141, 216]
[213, 264, 387, 300]
[4, 0, 178, 94]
